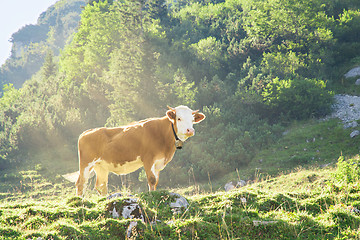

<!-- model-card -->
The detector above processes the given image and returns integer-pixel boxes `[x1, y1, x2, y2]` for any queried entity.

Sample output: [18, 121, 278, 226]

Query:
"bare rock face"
[345, 66, 360, 78]
[326, 95, 360, 123]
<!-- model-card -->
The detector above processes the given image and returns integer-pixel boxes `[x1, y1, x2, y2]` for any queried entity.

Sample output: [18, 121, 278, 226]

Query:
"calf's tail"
[62, 171, 80, 183]
[62, 170, 95, 182]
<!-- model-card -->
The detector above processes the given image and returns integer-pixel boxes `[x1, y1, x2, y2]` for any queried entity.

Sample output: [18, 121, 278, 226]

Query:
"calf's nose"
[186, 128, 195, 136]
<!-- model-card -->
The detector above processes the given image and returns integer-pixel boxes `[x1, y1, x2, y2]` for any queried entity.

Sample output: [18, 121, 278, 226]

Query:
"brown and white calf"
[63, 106, 205, 196]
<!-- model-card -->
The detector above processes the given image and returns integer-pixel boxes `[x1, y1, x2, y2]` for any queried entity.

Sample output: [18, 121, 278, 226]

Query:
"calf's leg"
[76, 172, 86, 196]
[143, 159, 159, 191]
[94, 168, 109, 196]
[76, 150, 94, 196]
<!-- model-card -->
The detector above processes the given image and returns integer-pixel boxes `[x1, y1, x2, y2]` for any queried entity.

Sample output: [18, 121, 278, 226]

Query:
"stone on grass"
[253, 220, 278, 226]
[350, 130, 360, 138]
[224, 180, 247, 192]
[169, 192, 189, 214]
[106, 195, 145, 239]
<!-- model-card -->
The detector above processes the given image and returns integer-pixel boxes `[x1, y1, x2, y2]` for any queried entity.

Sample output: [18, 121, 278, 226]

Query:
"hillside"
[1, 158, 360, 239]
[1, 0, 360, 187]
[1, 0, 360, 238]
[0, 0, 85, 88]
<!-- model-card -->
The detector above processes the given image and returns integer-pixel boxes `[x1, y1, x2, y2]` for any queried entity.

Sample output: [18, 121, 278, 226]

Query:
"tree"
[148, 0, 169, 24]
[43, 50, 57, 78]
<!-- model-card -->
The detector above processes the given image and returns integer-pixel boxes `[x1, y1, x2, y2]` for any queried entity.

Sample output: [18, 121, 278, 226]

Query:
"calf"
[64, 106, 205, 196]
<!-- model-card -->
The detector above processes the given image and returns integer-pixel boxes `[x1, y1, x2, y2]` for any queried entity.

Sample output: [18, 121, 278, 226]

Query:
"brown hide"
[75, 116, 177, 196]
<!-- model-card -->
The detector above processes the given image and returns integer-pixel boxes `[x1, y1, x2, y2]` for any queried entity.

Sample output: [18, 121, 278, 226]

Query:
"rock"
[253, 220, 278, 226]
[166, 220, 175, 225]
[106, 197, 145, 222]
[106, 196, 145, 239]
[282, 130, 290, 136]
[107, 192, 123, 200]
[224, 182, 236, 192]
[343, 121, 358, 129]
[224, 180, 247, 192]
[345, 66, 360, 78]
[320, 163, 331, 168]
[150, 220, 162, 226]
[350, 130, 360, 138]
[356, 79, 360, 85]
[236, 180, 247, 188]
[324, 95, 360, 123]
[109, 206, 120, 218]
[350, 207, 360, 214]
[169, 192, 189, 214]
[126, 221, 139, 239]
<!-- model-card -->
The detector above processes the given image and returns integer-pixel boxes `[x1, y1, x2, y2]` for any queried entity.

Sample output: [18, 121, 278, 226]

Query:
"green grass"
[2, 118, 360, 239]
[244, 119, 360, 177]
[1, 161, 360, 239]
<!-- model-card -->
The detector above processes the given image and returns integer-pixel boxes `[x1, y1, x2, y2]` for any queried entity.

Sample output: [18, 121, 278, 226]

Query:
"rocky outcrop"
[344, 66, 360, 78]
[106, 191, 190, 237]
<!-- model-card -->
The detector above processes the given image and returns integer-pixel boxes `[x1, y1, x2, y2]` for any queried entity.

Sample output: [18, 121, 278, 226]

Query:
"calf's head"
[166, 105, 206, 142]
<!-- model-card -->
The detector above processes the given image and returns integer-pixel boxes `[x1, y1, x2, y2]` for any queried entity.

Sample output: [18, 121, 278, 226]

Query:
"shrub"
[262, 78, 334, 120]
[333, 156, 360, 185]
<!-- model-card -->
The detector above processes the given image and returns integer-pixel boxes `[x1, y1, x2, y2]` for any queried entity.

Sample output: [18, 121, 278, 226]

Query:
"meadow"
[2, 118, 360, 239]
[1, 1, 360, 238]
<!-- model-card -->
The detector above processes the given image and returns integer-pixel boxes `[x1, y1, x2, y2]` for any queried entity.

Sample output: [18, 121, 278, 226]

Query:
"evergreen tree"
[148, 0, 169, 24]
[43, 50, 56, 78]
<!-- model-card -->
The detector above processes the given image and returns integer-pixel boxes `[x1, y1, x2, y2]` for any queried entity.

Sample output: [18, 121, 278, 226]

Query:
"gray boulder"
[106, 196, 144, 239]
[345, 66, 360, 78]
[350, 130, 360, 138]
[224, 180, 247, 192]
[107, 197, 144, 221]
[169, 192, 189, 214]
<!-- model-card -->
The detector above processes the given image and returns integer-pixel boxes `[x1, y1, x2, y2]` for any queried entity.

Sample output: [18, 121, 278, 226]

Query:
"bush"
[333, 156, 360, 185]
[262, 78, 334, 120]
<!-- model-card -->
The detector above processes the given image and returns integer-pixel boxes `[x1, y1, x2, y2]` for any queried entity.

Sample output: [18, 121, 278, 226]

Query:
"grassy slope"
[238, 119, 360, 179]
[1, 165, 360, 239]
[1, 118, 360, 239]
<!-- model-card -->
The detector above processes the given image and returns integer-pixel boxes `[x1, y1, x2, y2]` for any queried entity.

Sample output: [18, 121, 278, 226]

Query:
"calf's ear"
[166, 106, 176, 123]
[194, 112, 206, 124]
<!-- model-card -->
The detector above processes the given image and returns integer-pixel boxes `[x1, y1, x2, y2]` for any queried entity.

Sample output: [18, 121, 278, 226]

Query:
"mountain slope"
[1, 159, 360, 239]
[0, 0, 85, 88]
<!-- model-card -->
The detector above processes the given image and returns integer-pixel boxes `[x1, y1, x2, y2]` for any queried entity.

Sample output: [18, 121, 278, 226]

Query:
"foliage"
[333, 156, 360, 186]
[262, 78, 334, 119]
[0, 0, 360, 189]
[0, 0, 85, 88]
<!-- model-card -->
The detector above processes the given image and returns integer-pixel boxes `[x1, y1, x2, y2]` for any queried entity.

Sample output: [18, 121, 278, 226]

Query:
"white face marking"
[174, 106, 195, 142]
